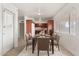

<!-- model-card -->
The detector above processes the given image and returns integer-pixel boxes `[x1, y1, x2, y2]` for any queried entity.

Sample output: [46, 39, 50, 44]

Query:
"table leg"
[51, 40, 54, 54]
[32, 38, 37, 53]
[32, 38, 34, 53]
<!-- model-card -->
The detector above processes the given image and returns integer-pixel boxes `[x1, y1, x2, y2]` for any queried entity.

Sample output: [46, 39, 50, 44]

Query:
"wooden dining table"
[32, 35, 54, 54]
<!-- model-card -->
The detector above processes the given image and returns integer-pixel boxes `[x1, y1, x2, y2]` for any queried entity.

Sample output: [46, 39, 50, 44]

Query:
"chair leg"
[50, 44, 51, 51]
[26, 43, 27, 50]
[26, 42, 28, 50]
[38, 50, 39, 56]
[47, 50, 49, 56]
[58, 44, 60, 51]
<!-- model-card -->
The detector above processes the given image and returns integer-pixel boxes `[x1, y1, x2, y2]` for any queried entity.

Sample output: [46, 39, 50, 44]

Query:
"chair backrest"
[29, 33, 32, 37]
[28, 33, 32, 40]
[24, 33, 30, 40]
[37, 37, 50, 50]
[55, 34, 60, 43]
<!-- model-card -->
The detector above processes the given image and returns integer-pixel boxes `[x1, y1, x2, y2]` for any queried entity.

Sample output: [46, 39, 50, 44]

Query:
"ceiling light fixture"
[37, 8, 42, 26]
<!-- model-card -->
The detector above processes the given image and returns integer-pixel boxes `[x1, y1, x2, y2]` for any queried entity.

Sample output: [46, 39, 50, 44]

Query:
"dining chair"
[24, 33, 32, 50]
[37, 37, 50, 56]
[53, 33, 60, 50]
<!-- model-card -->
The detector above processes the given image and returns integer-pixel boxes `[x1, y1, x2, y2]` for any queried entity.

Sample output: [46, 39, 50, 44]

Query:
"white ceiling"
[14, 3, 66, 18]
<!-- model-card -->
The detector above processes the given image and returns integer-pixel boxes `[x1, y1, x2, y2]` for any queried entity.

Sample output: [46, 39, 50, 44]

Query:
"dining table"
[32, 34, 54, 54]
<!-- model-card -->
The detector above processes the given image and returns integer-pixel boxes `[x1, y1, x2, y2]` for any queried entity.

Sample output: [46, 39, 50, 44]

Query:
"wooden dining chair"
[53, 33, 60, 50]
[24, 33, 32, 50]
[37, 37, 50, 56]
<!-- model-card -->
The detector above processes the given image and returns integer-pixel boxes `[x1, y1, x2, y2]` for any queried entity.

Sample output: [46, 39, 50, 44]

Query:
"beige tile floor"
[3, 38, 25, 56]
[18, 45, 72, 56]
[3, 38, 73, 56]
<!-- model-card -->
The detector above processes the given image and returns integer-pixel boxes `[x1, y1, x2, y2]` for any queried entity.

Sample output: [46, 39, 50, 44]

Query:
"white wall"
[0, 4, 2, 55]
[54, 4, 79, 55]
[0, 3, 18, 55]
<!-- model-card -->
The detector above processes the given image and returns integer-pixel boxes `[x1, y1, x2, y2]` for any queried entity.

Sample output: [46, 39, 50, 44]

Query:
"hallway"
[0, 3, 79, 56]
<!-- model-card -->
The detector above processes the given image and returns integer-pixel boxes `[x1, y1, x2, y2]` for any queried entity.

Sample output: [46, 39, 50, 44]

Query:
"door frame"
[2, 8, 15, 54]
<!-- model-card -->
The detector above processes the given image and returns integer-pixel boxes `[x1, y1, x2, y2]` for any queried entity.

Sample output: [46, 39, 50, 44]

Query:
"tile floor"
[3, 38, 73, 56]
[3, 38, 25, 56]
[18, 46, 67, 56]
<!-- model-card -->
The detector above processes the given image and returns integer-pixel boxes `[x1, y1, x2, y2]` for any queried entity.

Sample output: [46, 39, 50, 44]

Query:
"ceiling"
[14, 3, 66, 18]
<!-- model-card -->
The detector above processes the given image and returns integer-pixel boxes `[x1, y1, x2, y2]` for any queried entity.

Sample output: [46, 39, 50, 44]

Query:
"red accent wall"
[47, 20, 54, 32]
[26, 20, 32, 33]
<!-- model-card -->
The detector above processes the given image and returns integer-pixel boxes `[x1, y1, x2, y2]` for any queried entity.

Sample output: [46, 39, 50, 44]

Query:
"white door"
[2, 10, 14, 54]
